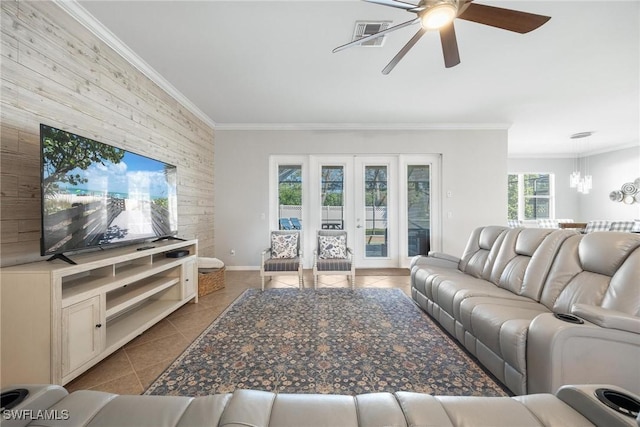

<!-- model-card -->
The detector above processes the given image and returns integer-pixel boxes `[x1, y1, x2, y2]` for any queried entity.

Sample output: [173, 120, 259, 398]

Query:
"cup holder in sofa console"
[1, 388, 29, 410]
[553, 313, 584, 324]
[595, 388, 640, 418]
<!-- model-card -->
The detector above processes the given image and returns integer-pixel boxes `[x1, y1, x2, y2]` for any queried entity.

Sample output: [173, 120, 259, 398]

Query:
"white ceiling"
[76, 0, 640, 157]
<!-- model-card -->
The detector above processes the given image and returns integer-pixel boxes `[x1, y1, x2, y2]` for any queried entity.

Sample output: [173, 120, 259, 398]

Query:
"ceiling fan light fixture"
[420, 1, 457, 30]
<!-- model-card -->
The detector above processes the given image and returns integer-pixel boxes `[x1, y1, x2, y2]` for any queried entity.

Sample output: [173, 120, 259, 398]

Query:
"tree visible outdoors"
[407, 165, 430, 256]
[278, 165, 302, 205]
[507, 174, 518, 220]
[407, 166, 429, 219]
[365, 166, 387, 207]
[42, 126, 125, 196]
[321, 166, 344, 207]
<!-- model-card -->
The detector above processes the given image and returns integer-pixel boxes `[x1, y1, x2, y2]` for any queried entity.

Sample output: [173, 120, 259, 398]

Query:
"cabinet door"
[183, 259, 197, 299]
[62, 296, 103, 377]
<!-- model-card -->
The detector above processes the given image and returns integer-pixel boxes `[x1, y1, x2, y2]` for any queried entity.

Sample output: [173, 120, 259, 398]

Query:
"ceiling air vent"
[352, 21, 392, 47]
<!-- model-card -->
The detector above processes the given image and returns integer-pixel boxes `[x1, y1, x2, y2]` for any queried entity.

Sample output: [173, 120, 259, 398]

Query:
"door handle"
[356, 225, 363, 228]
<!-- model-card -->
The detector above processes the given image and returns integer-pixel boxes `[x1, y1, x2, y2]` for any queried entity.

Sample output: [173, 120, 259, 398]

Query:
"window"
[407, 165, 430, 256]
[508, 173, 555, 220]
[320, 166, 344, 230]
[364, 165, 388, 257]
[278, 165, 302, 229]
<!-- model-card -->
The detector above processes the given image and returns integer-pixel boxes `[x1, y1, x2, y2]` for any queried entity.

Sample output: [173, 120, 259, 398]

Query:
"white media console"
[0, 239, 198, 386]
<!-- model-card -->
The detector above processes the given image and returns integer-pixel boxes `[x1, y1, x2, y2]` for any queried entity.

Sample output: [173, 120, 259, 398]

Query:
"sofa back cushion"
[579, 232, 638, 276]
[458, 226, 508, 278]
[486, 228, 573, 299]
[541, 232, 640, 314]
[519, 229, 578, 300]
[539, 234, 583, 310]
[599, 239, 640, 316]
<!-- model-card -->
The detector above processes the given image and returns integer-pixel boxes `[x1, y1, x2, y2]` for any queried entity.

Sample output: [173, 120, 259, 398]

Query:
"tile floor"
[65, 269, 411, 395]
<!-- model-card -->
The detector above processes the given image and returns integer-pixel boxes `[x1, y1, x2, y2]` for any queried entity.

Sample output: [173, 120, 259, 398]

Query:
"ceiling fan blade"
[458, 3, 551, 34]
[382, 27, 426, 75]
[439, 22, 460, 68]
[363, 0, 421, 12]
[333, 18, 420, 53]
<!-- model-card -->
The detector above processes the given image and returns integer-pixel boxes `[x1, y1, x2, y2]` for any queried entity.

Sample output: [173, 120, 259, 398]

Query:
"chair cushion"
[317, 258, 352, 272]
[537, 219, 559, 229]
[584, 220, 610, 233]
[264, 257, 300, 272]
[271, 233, 298, 258]
[319, 235, 347, 259]
[609, 221, 634, 232]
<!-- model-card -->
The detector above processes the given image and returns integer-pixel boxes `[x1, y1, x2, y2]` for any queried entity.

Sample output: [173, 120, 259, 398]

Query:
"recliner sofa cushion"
[600, 245, 640, 315]
[541, 232, 640, 314]
[411, 226, 508, 302]
[436, 277, 532, 321]
[579, 232, 640, 277]
[458, 226, 508, 277]
[458, 297, 550, 391]
[270, 393, 359, 427]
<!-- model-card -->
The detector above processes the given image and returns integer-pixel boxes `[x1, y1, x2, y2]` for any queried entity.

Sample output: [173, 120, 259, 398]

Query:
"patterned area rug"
[145, 289, 508, 397]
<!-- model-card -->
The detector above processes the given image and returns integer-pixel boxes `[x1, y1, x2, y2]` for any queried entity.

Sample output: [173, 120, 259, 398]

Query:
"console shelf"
[106, 298, 182, 351]
[105, 276, 180, 318]
[62, 258, 185, 307]
[0, 239, 198, 386]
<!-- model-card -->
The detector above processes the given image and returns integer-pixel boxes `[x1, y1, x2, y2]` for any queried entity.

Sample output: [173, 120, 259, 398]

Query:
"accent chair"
[313, 230, 355, 290]
[260, 230, 303, 291]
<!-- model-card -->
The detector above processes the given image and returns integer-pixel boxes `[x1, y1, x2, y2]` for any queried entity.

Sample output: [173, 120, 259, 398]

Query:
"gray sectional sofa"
[410, 226, 640, 396]
[2, 383, 639, 427]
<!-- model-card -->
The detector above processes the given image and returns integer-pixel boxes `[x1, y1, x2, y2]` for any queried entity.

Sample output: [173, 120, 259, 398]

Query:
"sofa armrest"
[527, 313, 640, 395]
[0, 385, 69, 427]
[555, 384, 640, 427]
[428, 251, 461, 263]
[410, 252, 460, 270]
[571, 304, 640, 334]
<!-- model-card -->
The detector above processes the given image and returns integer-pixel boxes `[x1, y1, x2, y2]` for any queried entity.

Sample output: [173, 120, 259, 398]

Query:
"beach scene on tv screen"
[42, 127, 178, 255]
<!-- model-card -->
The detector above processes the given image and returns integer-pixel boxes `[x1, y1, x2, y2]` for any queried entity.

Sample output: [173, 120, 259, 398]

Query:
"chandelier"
[569, 132, 593, 194]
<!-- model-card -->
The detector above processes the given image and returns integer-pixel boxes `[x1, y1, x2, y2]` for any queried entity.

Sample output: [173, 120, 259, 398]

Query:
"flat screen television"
[40, 124, 178, 261]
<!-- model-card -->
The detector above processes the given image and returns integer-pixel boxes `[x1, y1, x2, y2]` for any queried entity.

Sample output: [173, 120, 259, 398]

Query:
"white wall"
[509, 145, 640, 222]
[214, 128, 508, 268]
[578, 145, 640, 220]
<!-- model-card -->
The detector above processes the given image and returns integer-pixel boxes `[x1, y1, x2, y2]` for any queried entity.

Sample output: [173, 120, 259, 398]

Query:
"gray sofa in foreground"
[410, 226, 640, 396]
[1, 383, 639, 427]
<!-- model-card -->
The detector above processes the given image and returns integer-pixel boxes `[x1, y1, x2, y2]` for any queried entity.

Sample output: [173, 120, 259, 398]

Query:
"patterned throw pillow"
[271, 233, 298, 259]
[319, 235, 347, 259]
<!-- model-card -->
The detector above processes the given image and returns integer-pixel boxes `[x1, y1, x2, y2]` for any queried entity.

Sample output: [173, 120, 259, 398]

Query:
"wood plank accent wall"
[0, 1, 215, 267]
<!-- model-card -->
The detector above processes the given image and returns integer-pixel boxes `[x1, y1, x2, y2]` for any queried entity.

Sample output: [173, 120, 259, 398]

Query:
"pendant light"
[569, 132, 593, 194]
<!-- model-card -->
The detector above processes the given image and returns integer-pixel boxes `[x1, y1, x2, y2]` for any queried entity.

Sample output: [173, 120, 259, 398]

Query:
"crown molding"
[508, 141, 640, 159]
[55, 0, 216, 129]
[213, 123, 511, 131]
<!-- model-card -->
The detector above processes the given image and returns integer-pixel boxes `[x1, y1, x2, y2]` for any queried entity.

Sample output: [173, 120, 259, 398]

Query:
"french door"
[354, 157, 397, 267]
[271, 155, 440, 269]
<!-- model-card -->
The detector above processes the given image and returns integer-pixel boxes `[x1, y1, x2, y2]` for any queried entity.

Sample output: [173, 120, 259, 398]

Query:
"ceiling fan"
[333, 0, 551, 74]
